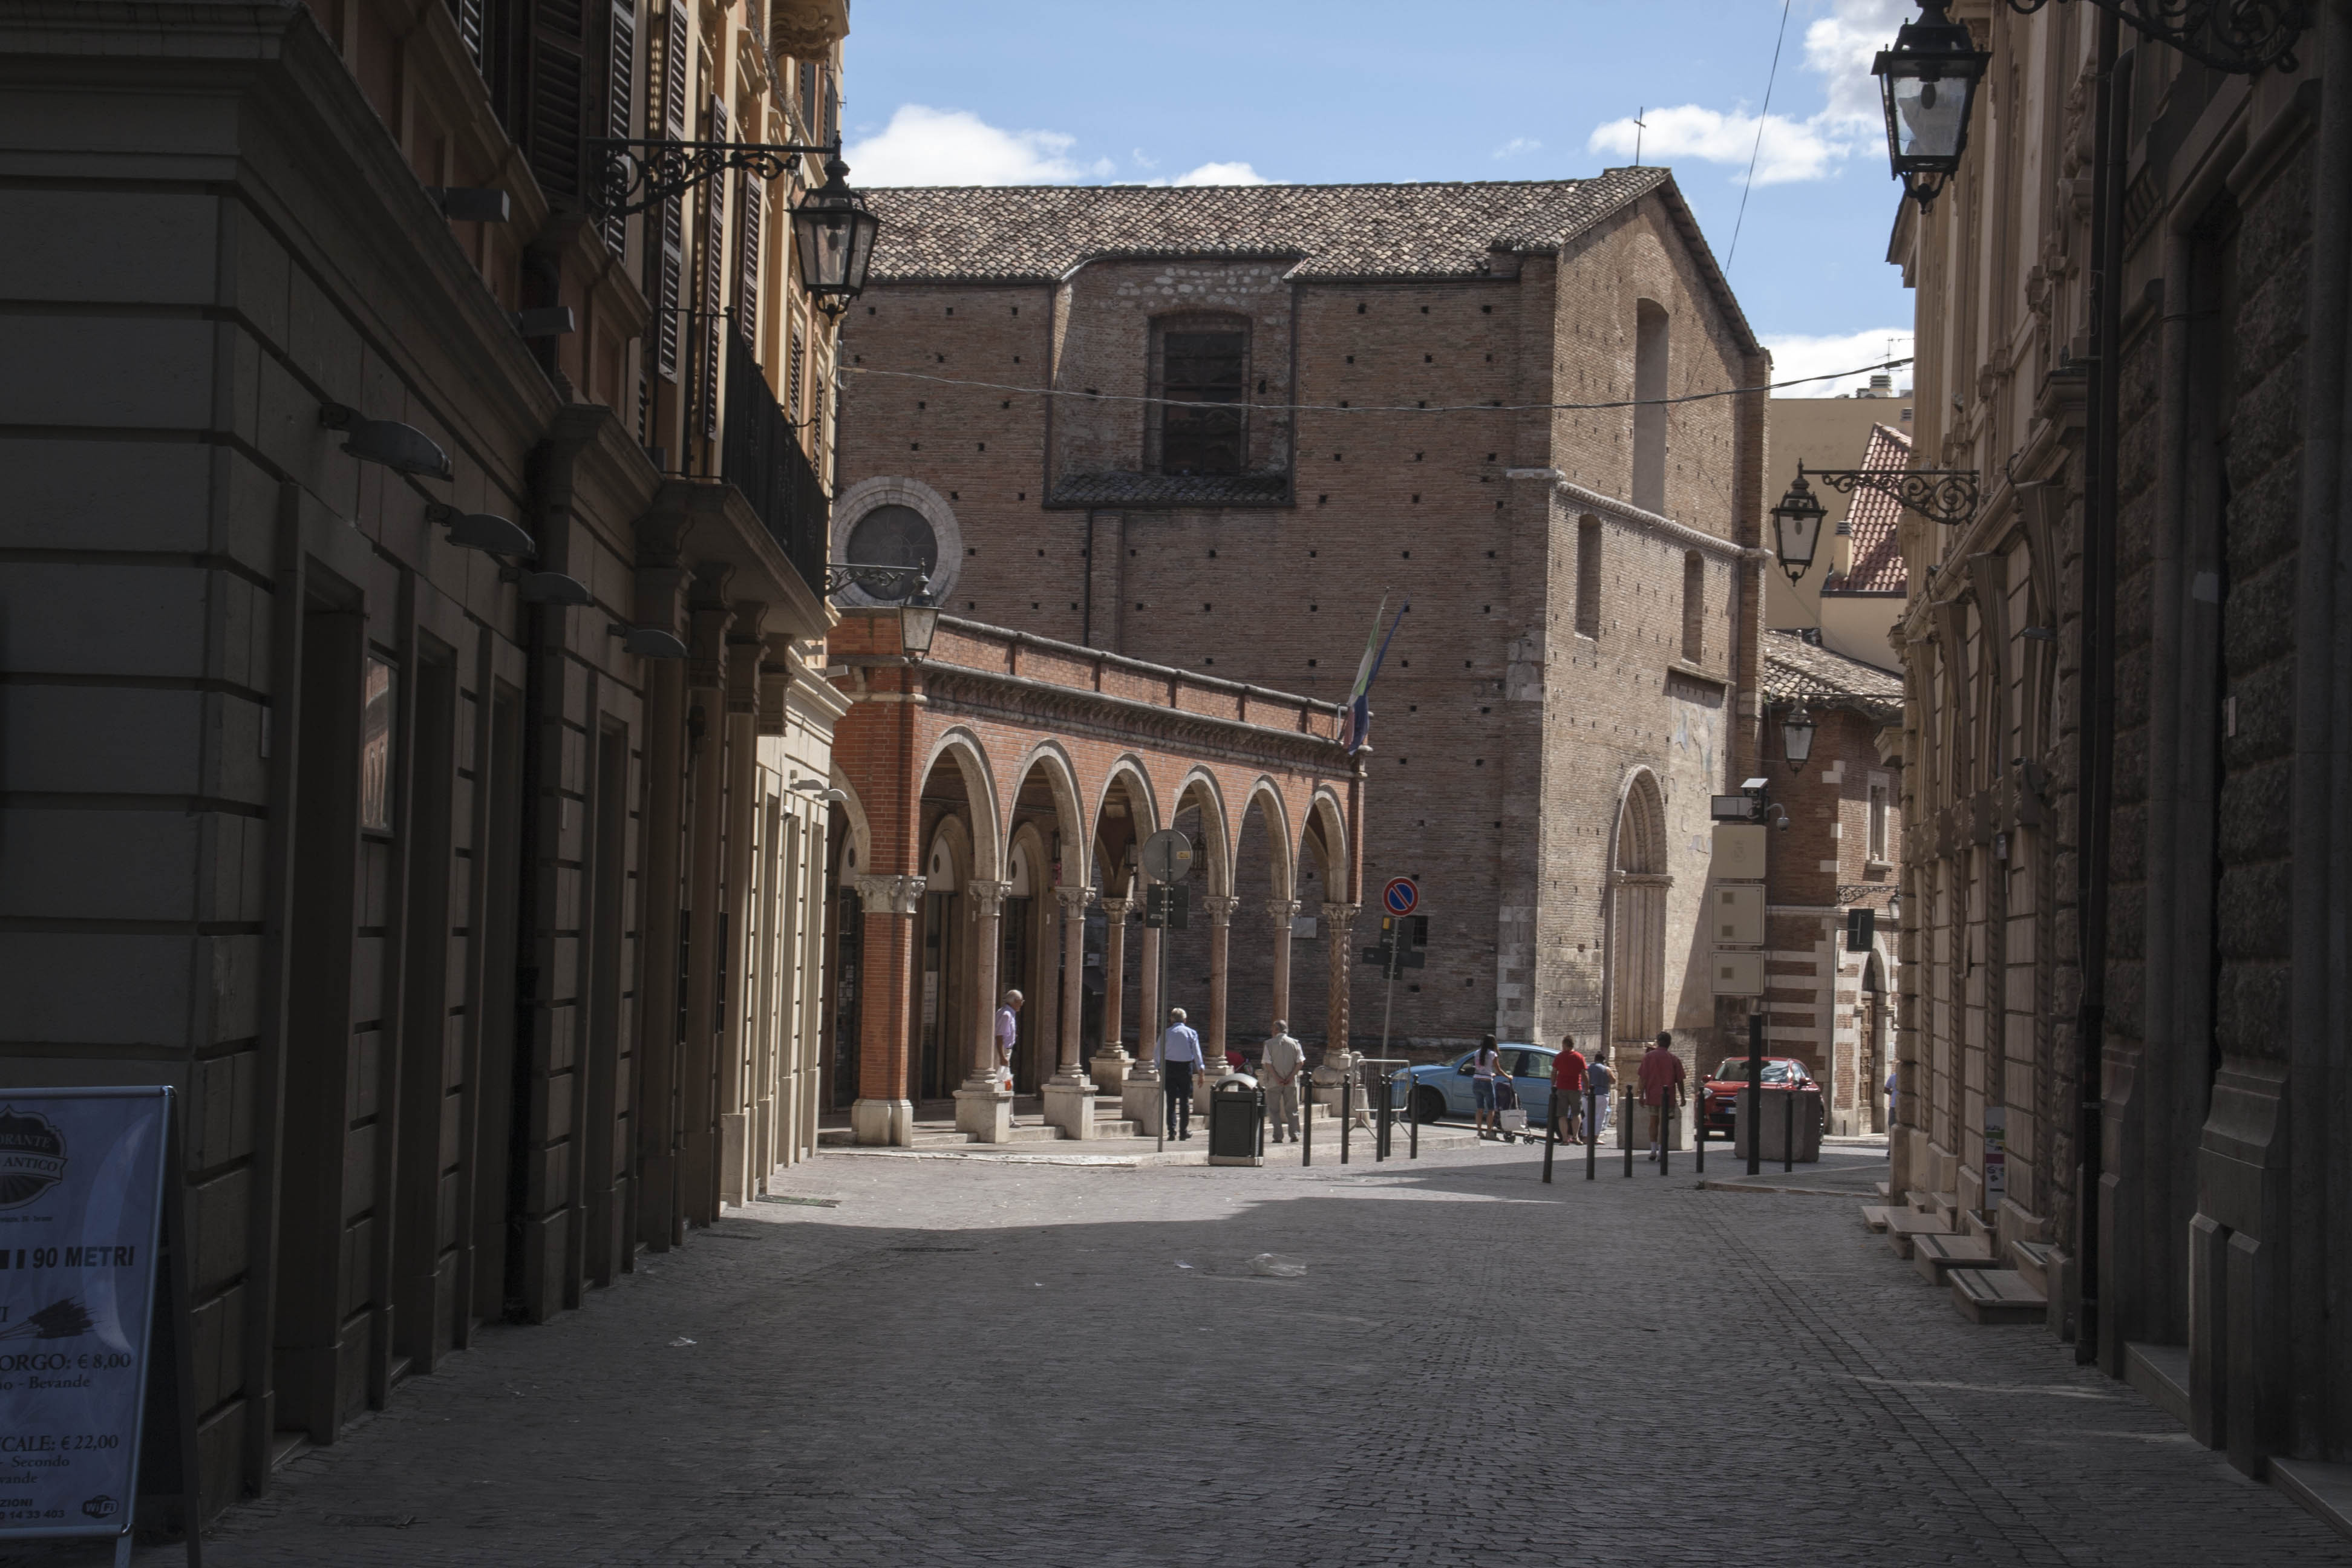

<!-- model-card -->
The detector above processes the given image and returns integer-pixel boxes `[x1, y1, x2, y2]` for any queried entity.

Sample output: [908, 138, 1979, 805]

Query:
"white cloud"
[1589, 104, 1840, 185]
[1168, 161, 1273, 186]
[844, 104, 1114, 186]
[1492, 136, 1543, 160]
[1586, 0, 1909, 187]
[1763, 328, 1916, 397]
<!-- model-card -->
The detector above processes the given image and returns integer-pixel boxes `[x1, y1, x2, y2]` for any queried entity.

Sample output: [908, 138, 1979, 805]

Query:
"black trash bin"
[1208, 1074, 1265, 1166]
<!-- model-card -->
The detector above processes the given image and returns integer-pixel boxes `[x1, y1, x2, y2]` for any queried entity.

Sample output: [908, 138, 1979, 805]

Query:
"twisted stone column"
[1319, 902, 1360, 1106]
[1043, 885, 1098, 1139]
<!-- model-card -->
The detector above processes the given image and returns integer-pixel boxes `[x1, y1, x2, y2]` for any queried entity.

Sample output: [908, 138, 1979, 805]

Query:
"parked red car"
[1699, 1057, 1818, 1137]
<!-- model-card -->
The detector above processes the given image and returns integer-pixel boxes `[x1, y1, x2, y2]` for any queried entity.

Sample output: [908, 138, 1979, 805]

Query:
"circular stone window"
[842, 503, 938, 601]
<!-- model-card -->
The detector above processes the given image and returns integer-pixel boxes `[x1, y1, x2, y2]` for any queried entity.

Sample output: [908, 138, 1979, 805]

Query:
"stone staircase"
[1858, 1187, 2054, 1325]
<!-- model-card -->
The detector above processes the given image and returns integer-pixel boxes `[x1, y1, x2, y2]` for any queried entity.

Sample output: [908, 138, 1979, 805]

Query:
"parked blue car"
[1388, 1045, 1563, 1125]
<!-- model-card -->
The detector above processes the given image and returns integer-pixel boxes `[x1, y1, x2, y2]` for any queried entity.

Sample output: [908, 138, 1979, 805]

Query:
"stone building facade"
[1889, 0, 2350, 1489]
[0, 0, 852, 1518]
[833, 174, 1771, 1083]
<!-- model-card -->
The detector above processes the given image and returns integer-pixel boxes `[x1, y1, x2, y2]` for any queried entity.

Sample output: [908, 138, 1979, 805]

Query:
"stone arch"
[1091, 756, 1160, 901]
[1005, 739, 1088, 880]
[1235, 777, 1295, 902]
[1606, 767, 1671, 1060]
[826, 765, 874, 881]
[919, 727, 1003, 881]
[830, 475, 963, 607]
[1299, 786, 1348, 903]
[1168, 767, 1232, 895]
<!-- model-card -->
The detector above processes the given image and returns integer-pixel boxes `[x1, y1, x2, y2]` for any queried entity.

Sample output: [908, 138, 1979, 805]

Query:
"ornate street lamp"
[1771, 470, 1828, 584]
[897, 594, 941, 659]
[1873, 2, 1992, 212]
[1782, 704, 1818, 774]
[791, 155, 881, 318]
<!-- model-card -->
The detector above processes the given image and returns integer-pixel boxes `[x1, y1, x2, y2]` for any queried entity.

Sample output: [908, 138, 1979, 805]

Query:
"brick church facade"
[833, 172, 1769, 1067]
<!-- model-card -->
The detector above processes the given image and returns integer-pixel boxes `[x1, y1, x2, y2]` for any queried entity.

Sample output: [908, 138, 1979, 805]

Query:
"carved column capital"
[1265, 898, 1303, 924]
[852, 874, 926, 916]
[1202, 895, 1241, 926]
[1054, 884, 1097, 915]
[1099, 895, 1134, 920]
[965, 878, 1012, 921]
[1322, 901, 1361, 933]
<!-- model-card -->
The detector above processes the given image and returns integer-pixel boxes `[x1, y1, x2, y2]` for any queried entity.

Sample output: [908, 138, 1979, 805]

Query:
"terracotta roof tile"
[861, 171, 1674, 286]
[1823, 422, 1911, 597]
[1762, 630, 1905, 722]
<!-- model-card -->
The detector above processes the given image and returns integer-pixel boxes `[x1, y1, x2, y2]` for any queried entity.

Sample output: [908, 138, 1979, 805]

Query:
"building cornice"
[1505, 471, 1746, 563]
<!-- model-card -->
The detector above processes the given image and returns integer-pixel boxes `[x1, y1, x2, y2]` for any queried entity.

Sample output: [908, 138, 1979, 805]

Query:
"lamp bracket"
[1999, 0, 2307, 76]
[591, 137, 839, 217]
[1803, 462, 1982, 528]
[1837, 883, 1898, 904]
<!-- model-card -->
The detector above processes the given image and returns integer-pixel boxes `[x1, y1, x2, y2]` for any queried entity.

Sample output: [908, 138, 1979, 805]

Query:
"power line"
[839, 356, 1916, 415]
[1724, 0, 1795, 273]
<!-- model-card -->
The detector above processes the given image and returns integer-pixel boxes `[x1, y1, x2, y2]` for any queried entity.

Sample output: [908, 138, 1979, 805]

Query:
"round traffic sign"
[1382, 877, 1419, 916]
[1140, 829, 1194, 884]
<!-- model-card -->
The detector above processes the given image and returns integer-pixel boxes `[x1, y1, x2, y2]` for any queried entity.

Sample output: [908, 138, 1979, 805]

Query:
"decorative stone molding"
[964, 878, 1011, 920]
[1265, 898, 1303, 924]
[1202, 895, 1241, 926]
[852, 874, 926, 916]
[1099, 895, 1135, 920]
[1322, 901, 1360, 932]
[769, 0, 849, 58]
[1054, 884, 1097, 915]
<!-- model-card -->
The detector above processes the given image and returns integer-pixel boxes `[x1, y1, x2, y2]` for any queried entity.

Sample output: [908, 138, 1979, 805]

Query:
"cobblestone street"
[38, 1142, 2352, 1567]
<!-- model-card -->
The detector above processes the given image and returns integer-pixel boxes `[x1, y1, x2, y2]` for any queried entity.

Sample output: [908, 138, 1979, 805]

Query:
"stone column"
[1090, 896, 1134, 1093]
[1265, 898, 1302, 1034]
[849, 873, 924, 1146]
[1124, 918, 1165, 1136]
[1318, 902, 1359, 1107]
[955, 879, 1014, 1143]
[1203, 895, 1240, 1068]
[1042, 885, 1098, 1140]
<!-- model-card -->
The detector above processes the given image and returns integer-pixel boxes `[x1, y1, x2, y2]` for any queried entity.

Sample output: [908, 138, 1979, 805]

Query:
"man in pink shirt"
[1638, 1031, 1687, 1161]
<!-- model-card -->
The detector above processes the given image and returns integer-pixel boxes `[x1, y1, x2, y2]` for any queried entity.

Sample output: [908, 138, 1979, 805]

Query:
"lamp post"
[791, 155, 881, 318]
[1873, 2, 1991, 212]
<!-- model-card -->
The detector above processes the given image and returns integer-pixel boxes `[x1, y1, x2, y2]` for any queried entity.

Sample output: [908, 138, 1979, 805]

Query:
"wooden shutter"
[702, 95, 727, 439]
[598, 0, 634, 256]
[648, 0, 687, 381]
[737, 168, 763, 356]
[525, 0, 586, 204]
[786, 312, 805, 426]
[449, 0, 486, 70]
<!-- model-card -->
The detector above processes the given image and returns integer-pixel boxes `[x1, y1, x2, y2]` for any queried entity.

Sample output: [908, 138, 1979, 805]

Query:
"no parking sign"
[1381, 877, 1419, 916]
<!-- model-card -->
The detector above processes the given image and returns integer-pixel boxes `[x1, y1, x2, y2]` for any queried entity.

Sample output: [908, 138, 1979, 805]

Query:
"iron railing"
[720, 329, 828, 598]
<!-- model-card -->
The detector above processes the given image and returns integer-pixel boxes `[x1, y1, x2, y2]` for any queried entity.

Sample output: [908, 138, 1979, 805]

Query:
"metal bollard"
[1696, 1097, 1707, 1174]
[1586, 1088, 1596, 1181]
[1302, 1076, 1313, 1168]
[1543, 1097, 1557, 1184]
[1408, 1072, 1419, 1160]
[1783, 1085, 1795, 1174]
[1341, 1073, 1353, 1166]
[1622, 1090, 1633, 1178]
[1661, 1099, 1671, 1177]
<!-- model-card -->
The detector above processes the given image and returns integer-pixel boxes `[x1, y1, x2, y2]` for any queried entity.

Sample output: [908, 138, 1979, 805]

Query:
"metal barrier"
[1356, 1058, 1410, 1163]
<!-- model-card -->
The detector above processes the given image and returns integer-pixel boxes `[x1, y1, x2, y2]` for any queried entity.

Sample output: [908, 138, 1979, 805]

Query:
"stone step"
[2125, 1342, 2192, 1428]
[1912, 1231, 2001, 1285]
[1884, 1208, 1956, 1261]
[1960, 1207, 1995, 1240]
[1873, 1180, 1894, 1201]
[1950, 1267, 2048, 1325]
[1859, 1204, 1896, 1233]
[2009, 1238, 2060, 1295]
[1906, 1188, 1939, 1212]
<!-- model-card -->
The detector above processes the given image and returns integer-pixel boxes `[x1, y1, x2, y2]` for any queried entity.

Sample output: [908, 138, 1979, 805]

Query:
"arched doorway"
[1608, 771, 1669, 1075]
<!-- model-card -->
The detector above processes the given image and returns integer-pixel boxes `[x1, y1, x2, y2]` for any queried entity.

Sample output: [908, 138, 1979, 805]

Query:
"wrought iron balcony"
[720, 330, 828, 600]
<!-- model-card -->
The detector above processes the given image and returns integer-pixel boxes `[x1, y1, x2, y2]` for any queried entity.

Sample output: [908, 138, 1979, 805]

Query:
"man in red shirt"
[1638, 1031, 1687, 1161]
[1550, 1034, 1588, 1142]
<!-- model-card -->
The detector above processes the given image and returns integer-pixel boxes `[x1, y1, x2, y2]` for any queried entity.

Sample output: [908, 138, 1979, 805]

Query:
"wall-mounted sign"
[0, 1087, 172, 1553]
[1983, 1105, 2007, 1200]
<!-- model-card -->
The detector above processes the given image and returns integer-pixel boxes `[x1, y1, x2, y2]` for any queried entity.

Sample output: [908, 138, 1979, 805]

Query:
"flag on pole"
[1342, 595, 1408, 753]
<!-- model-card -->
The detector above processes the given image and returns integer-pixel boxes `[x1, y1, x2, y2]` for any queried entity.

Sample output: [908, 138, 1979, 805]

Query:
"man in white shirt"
[1261, 1021, 1304, 1143]
[995, 990, 1022, 1092]
[1157, 1007, 1206, 1140]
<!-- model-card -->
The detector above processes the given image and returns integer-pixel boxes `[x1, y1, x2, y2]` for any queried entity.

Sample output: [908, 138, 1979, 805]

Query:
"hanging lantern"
[1873, 1, 1991, 212]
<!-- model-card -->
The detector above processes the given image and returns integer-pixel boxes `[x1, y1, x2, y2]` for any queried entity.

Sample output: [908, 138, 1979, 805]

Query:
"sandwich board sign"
[0, 1087, 183, 1562]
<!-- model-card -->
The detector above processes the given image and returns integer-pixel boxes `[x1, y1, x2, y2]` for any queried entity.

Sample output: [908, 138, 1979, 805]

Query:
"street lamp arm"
[824, 561, 932, 598]
[592, 137, 840, 217]
[1804, 463, 1981, 528]
[1998, 0, 2307, 76]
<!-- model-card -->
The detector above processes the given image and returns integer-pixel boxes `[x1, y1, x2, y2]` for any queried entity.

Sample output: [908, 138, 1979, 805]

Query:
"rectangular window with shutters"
[1868, 781, 1890, 864]
[646, 0, 688, 381]
[701, 91, 727, 440]
[524, 0, 587, 206]
[1148, 316, 1246, 476]
[598, 0, 633, 258]
[786, 313, 805, 427]
[738, 171, 763, 354]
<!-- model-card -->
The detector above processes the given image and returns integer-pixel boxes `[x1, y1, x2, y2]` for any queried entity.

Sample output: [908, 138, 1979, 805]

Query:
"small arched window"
[1633, 299, 1670, 513]
[1681, 551, 1705, 663]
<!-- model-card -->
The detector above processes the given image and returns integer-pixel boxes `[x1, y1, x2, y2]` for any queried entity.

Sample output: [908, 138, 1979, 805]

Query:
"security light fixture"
[1771, 470, 1828, 584]
[1873, 1, 1991, 212]
[1741, 777, 1769, 794]
[1782, 704, 1818, 774]
[321, 404, 452, 480]
[428, 187, 511, 223]
[517, 571, 593, 606]
[791, 155, 880, 317]
[427, 503, 535, 557]
[1711, 794, 1759, 822]
[511, 307, 577, 338]
[609, 624, 688, 659]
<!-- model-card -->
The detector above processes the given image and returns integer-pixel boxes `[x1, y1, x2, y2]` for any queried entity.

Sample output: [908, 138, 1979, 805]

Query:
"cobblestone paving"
[27, 1143, 2351, 1566]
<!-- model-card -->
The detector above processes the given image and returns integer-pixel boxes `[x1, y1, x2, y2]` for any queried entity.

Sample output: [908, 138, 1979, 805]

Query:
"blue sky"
[840, 0, 1918, 396]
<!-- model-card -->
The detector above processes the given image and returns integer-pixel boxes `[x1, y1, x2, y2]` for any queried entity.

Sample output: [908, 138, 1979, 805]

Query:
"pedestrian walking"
[1471, 1034, 1503, 1137]
[1885, 1064, 1898, 1130]
[1551, 1034, 1587, 1142]
[1158, 1007, 1206, 1140]
[995, 989, 1022, 1093]
[1261, 1021, 1304, 1143]
[1639, 1031, 1687, 1161]
[1586, 1048, 1614, 1138]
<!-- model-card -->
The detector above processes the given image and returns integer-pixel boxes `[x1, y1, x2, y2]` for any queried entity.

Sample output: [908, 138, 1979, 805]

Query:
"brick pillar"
[850, 873, 923, 1146]
[1203, 895, 1240, 1062]
[1043, 885, 1097, 1139]
[1265, 898, 1302, 1034]
[1091, 897, 1134, 1091]
[954, 879, 1013, 1142]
